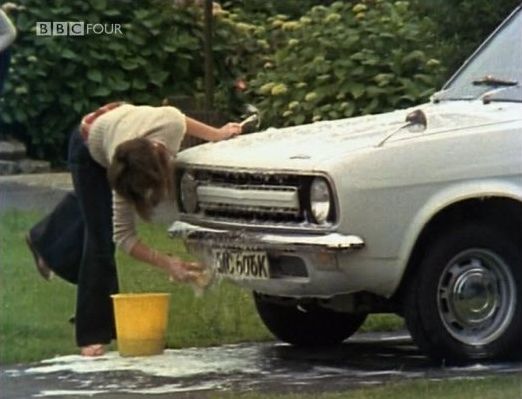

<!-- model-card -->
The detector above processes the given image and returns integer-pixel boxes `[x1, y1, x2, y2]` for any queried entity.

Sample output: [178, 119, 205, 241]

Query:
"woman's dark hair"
[108, 138, 174, 220]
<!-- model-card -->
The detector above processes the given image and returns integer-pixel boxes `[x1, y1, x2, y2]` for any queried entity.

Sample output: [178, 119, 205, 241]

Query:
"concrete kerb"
[0, 172, 178, 221]
[0, 172, 72, 191]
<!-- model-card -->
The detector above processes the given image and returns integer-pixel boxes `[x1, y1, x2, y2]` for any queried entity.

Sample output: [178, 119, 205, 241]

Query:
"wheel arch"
[393, 192, 522, 306]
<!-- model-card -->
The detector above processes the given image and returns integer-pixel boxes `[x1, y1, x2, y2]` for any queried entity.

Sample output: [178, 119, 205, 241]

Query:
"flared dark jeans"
[29, 127, 118, 346]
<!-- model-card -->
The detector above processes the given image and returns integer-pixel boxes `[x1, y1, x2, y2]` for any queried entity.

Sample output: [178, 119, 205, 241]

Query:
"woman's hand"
[185, 117, 243, 142]
[128, 241, 205, 284]
[166, 257, 203, 283]
[216, 122, 242, 141]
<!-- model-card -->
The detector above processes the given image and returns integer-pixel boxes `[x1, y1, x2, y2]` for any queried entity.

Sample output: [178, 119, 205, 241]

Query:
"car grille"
[179, 169, 315, 226]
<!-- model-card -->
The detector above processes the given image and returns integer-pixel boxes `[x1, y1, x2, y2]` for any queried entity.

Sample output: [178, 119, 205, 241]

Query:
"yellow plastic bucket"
[111, 293, 171, 357]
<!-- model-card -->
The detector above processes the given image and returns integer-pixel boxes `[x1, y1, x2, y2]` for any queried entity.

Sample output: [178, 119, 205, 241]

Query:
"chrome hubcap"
[437, 249, 516, 345]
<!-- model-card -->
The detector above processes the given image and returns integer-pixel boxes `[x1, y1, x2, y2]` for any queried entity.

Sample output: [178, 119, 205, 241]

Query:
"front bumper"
[168, 221, 365, 252]
[168, 221, 366, 297]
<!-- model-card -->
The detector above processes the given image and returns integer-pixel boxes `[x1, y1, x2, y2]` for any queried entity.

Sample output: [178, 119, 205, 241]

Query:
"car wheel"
[254, 293, 367, 346]
[405, 222, 522, 363]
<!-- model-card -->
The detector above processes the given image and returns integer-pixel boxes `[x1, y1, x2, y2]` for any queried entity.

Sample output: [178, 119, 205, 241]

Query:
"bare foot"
[80, 344, 105, 357]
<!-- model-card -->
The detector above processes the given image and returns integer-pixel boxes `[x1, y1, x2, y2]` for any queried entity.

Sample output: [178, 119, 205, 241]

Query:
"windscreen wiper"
[473, 75, 518, 87]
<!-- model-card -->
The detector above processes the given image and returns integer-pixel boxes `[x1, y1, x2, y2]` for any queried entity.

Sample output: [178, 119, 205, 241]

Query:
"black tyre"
[405, 223, 522, 363]
[254, 293, 367, 346]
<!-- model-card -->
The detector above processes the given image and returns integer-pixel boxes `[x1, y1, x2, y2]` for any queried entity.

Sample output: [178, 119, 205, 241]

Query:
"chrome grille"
[198, 184, 299, 215]
[179, 169, 312, 225]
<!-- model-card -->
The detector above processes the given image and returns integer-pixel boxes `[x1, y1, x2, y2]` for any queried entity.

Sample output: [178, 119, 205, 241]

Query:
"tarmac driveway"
[2, 332, 522, 399]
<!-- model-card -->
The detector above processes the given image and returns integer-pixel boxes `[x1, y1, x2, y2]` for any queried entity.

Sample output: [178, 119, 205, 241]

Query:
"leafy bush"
[247, 1, 446, 128]
[412, 0, 521, 74]
[210, 7, 271, 118]
[1, 0, 206, 162]
[1, 0, 453, 162]
[1, 0, 289, 163]
[222, 0, 338, 19]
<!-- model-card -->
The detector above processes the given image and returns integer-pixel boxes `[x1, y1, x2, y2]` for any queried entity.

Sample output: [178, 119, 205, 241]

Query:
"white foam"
[26, 344, 260, 379]
[35, 390, 107, 397]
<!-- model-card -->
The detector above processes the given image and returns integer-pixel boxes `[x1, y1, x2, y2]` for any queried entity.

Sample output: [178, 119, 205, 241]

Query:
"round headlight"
[180, 171, 198, 213]
[310, 177, 332, 224]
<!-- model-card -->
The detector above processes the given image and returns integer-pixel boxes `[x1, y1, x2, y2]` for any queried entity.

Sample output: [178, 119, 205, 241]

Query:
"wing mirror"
[405, 109, 427, 133]
[377, 108, 428, 147]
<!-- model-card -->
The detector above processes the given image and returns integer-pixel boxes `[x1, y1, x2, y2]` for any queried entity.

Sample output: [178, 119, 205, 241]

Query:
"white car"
[170, 5, 522, 363]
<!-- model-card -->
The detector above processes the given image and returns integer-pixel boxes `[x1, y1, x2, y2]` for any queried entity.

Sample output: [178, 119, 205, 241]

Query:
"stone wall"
[0, 139, 50, 175]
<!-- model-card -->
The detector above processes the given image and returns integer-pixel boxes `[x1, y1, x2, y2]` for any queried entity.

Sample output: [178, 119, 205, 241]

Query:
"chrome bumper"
[168, 221, 365, 252]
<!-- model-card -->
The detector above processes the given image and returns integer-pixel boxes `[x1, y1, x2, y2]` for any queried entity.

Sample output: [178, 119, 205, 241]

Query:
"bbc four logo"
[36, 22, 123, 36]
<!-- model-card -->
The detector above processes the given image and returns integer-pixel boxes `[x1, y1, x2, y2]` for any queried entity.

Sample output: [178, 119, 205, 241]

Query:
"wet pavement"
[0, 173, 72, 212]
[2, 332, 522, 398]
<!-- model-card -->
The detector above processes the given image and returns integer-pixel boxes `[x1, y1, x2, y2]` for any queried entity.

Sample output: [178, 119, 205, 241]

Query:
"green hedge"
[246, 1, 446, 127]
[0, 0, 280, 163]
[0, 0, 206, 162]
[412, 0, 521, 75]
[8, 0, 516, 162]
[222, 0, 338, 18]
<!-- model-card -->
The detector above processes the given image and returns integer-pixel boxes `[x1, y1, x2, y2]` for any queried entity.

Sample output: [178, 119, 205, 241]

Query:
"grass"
[0, 209, 402, 365]
[207, 376, 522, 399]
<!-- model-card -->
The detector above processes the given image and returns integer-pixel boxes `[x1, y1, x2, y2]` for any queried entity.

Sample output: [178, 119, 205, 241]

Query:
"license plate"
[213, 249, 270, 279]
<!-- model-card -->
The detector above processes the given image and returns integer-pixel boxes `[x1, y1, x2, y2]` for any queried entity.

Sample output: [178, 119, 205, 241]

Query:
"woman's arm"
[113, 192, 201, 282]
[185, 116, 242, 142]
[129, 240, 201, 282]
